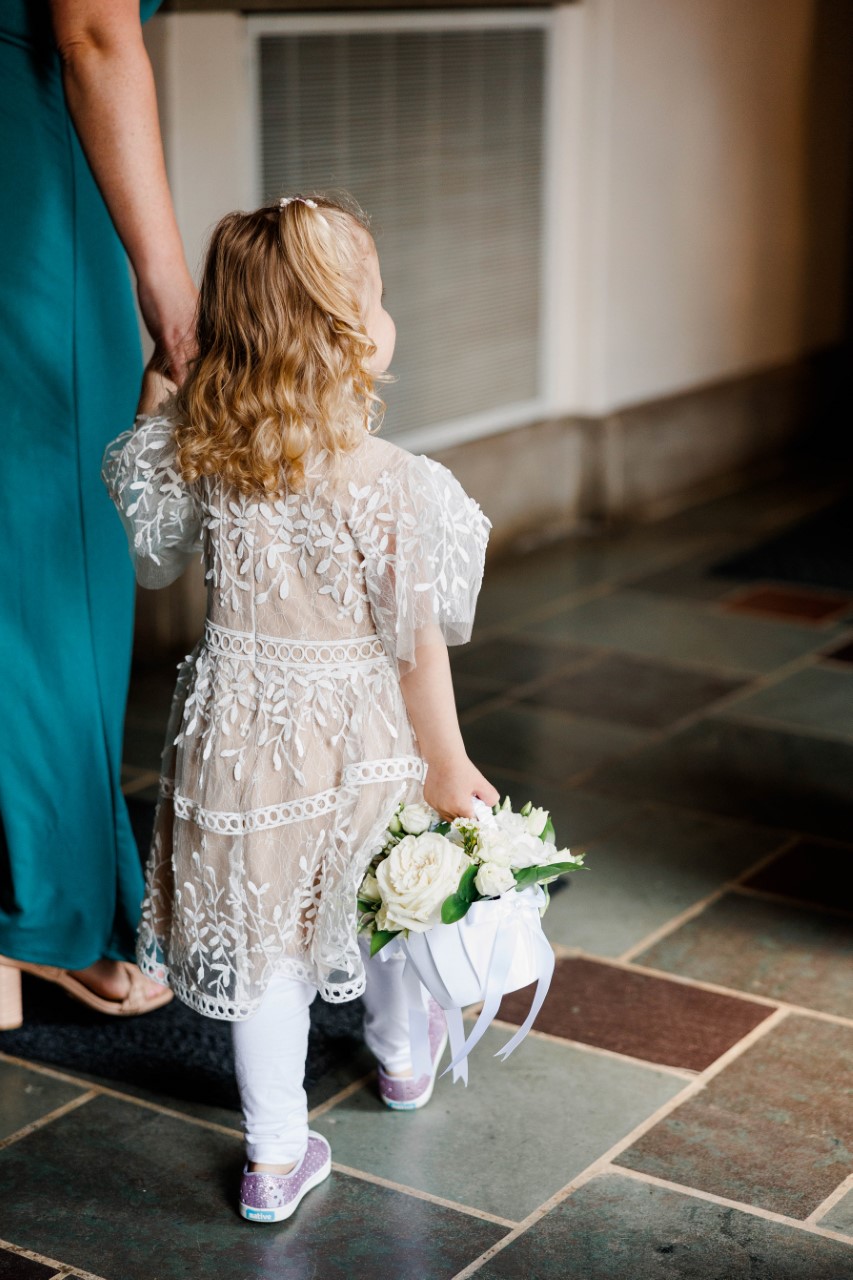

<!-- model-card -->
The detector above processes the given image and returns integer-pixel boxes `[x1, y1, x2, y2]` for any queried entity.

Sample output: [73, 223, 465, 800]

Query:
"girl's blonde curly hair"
[175, 196, 382, 495]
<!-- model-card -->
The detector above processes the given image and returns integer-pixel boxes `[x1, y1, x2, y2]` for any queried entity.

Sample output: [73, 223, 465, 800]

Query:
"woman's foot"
[68, 959, 165, 1004]
[239, 1134, 332, 1223]
[0, 955, 173, 1019]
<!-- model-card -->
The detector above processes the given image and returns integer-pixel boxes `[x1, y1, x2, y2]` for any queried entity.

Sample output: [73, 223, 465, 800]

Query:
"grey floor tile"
[0, 1058, 89, 1142]
[474, 534, 712, 630]
[624, 552, 744, 602]
[484, 773, 643, 851]
[589, 718, 853, 841]
[656, 472, 844, 541]
[719, 666, 853, 741]
[0, 1094, 503, 1280]
[476, 1172, 853, 1279]
[522, 652, 748, 730]
[521, 590, 845, 674]
[312, 1026, 684, 1220]
[543, 807, 784, 957]
[822, 1186, 853, 1238]
[451, 635, 594, 687]
[462, 704, 648, 785]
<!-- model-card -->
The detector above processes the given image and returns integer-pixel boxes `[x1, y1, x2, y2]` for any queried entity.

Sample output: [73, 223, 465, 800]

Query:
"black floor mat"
[712, 497, 853, 592]
[0, 971, 367, 1112]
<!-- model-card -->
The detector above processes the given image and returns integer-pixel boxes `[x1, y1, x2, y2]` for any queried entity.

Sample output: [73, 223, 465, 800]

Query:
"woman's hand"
[137, 271, 198, 386]
[423, 752, 500, 822]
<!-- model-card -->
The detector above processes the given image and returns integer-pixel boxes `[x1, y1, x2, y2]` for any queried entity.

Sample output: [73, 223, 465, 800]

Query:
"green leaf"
[457, 862, 479, 901]
[441, 894, 473, 924]
[370, 929, 401, 956]
[440, 863, 482, 924]
[513, 861, 583, 890]
[357, 897, 379, 912]
[434, 820, 452, 835]
[540, 818, 556, 844]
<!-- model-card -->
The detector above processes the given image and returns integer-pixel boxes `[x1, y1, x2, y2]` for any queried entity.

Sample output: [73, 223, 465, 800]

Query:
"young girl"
[103, 195, 499, 1223]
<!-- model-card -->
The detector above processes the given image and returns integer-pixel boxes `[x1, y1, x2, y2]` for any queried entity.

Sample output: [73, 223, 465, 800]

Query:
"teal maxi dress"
[0, 0, 161, 966]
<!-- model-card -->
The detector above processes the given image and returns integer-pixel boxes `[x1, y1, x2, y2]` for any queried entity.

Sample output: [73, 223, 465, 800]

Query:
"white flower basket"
[383, 884, 555, 1084]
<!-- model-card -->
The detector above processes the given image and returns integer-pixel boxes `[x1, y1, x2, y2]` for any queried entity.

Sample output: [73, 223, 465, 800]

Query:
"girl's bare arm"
[400, 637, 499, 820]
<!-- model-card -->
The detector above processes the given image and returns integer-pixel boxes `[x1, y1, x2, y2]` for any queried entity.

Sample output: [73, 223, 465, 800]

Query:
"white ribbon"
[378, 885, 554, 1085]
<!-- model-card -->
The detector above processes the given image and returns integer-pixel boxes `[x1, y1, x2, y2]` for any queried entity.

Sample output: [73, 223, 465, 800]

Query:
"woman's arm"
[50, 0, 197, 380]
[400, 636, 499, 820]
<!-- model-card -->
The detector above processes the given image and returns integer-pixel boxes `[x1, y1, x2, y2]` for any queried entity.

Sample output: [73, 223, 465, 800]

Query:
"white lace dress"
[103, 417, 490, 1019]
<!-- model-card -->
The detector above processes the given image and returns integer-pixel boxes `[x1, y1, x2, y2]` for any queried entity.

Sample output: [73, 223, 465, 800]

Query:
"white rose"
[478, 824, 544, 869]
[398, 802, 436, 836]
[511, 832, 550, 869]
[494, 810, 526, 837]
[474, 862, 517, 897]
[359, 872, 380, 902]
[474, 827, 517, 868]
[375, 833, 470, 932]
[524, 807, 549, 837]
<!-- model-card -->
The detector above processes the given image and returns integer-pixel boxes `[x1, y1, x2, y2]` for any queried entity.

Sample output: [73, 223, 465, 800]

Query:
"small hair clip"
[279, 196, 318, 210]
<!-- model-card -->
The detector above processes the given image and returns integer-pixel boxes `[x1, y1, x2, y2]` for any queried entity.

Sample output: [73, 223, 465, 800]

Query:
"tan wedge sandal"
[0, 956, 173, 1029]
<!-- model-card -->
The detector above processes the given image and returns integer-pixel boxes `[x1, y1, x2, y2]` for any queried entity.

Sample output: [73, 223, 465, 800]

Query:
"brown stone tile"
[497, 957, 771, 1071]
[723, 585, 853, 624]
[635, 892, 853, 1018]
[615, 1014, 853, 1218]
[740, 839, 853, 914]
[521, 653, 747, 730]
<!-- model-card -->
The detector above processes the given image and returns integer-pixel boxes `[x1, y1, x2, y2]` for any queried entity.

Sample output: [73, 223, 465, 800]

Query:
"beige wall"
[560, 0, 851, 415]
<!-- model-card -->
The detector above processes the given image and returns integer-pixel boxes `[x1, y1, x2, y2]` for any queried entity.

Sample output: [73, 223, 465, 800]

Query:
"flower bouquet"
[357, 798, 585, 1083]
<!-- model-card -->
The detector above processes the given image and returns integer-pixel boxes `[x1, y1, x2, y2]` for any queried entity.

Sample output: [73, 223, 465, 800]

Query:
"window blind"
[258, 23, 545, 442]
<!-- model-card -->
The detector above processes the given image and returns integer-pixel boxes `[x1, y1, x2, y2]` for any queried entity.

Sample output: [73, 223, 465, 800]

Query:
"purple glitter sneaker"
[239, 1132, 332, 1223]
[377, 999, 448, 1110]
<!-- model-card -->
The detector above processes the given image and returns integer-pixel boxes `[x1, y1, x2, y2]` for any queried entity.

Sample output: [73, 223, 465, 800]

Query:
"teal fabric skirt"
[0, 2, 156, 965]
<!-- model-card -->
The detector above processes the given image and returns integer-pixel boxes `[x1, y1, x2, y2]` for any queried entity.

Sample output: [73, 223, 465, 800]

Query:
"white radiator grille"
[257, 22, 546, 442]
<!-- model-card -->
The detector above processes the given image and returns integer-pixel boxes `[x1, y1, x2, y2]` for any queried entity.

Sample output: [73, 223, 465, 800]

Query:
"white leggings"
[232, 939, 412, 1165]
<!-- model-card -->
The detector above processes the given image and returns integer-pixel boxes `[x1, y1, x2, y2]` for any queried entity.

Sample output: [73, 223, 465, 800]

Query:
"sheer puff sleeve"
[349, 449, 491, 674]
[101, 414, 202, 590]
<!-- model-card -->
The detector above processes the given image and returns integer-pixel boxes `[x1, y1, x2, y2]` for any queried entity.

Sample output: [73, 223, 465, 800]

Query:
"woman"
[0, 0, 196, 1023]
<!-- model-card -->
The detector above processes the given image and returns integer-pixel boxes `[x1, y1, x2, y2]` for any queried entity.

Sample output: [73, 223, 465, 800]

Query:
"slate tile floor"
[3, 472, 853, 1279]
